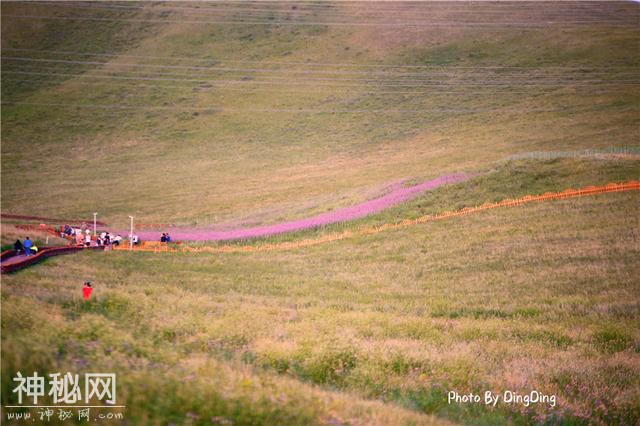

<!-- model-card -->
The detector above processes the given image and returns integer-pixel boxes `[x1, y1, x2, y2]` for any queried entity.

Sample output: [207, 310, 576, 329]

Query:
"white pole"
[93, 212, 97, 236]
[129, 216, 134, 251]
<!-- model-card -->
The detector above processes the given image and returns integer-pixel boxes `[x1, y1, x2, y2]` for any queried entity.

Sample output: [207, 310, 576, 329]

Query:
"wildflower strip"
[112, 181, 640, 254]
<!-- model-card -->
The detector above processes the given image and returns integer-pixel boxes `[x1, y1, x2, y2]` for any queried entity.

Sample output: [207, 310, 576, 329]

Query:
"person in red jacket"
[83, 281, 93, 301]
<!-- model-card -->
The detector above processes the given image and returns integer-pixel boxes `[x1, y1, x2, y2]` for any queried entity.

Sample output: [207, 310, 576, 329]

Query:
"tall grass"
[3, 191, 638, 424]
[2, 2, 638, 227]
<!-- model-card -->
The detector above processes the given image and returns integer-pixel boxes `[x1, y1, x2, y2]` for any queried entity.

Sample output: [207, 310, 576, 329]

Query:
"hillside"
[3, 190, 639, 424]
[2, 1, 638, 228]
[1, 1, 639, 425]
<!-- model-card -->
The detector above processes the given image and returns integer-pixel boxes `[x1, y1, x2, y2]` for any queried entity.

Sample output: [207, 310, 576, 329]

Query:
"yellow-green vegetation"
[2, 1, 638, 227]
[2, 191, 639, 424]
[192, 156, 639, 247]
[2, 1, 639, 424]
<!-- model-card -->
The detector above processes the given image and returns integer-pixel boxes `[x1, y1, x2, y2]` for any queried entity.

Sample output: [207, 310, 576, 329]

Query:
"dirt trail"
[0, 213, 107, 226]
[127, 173, 470, 242]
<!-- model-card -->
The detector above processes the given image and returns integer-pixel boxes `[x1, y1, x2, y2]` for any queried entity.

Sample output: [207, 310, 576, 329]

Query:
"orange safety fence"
[112, 181, 640, 255]
[14, 223, 63, 236]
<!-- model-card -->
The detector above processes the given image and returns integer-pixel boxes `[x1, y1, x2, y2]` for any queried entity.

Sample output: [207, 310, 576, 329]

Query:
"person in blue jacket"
[23, 237, 33, 256]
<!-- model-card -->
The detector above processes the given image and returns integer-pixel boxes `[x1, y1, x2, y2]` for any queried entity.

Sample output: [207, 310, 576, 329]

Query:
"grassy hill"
[1, 1, 639, 425]
[2, 1, 638, 228]
[3, 191, 638, 424]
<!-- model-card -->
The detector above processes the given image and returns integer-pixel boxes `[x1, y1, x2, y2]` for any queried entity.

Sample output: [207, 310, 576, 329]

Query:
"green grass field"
[3, 190, 639, 424]
[2, 1, 638, 227]
[1, 1, 639, 424]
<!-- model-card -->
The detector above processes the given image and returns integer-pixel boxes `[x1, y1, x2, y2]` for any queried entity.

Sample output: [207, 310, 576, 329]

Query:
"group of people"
[63, 224, 91, 246]
[13, 237, 36, 256]
[11, 224, 156, 258]
[98, 231, 124, 247]
[62, 224, 124, 247]
[160, 233, 172, 243]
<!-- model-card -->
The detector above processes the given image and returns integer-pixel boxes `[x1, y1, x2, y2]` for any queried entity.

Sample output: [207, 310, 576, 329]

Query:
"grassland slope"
[2, 1, 638, 228]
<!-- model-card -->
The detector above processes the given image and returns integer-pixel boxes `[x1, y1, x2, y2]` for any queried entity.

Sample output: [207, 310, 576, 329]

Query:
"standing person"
[13, 239, 23, 255]
[83, 281, 93, 301]
[85, 233, 91, 247]
[23, 237, 33, 256]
